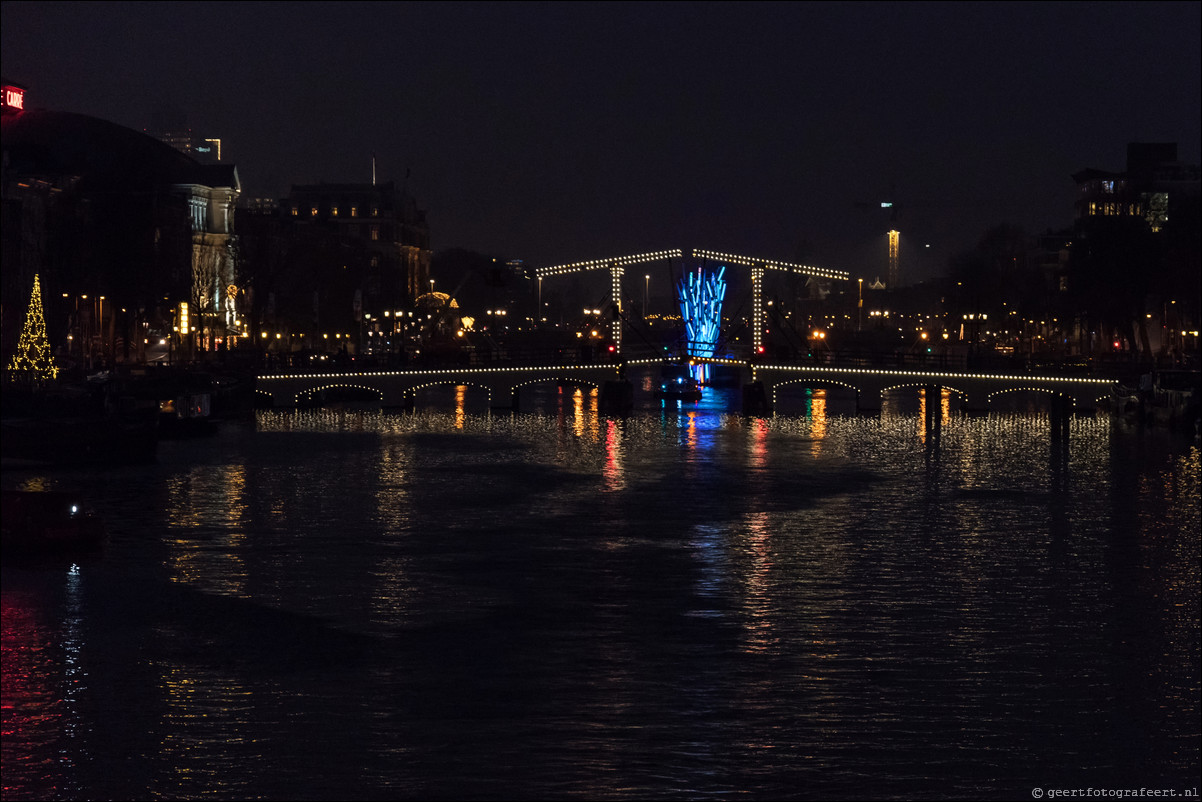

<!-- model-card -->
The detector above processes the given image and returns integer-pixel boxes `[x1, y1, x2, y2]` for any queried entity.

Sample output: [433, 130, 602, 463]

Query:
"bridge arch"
[986, 386, 1075, 411]
[511, 376, 604, 393]
[296, 383, 385, 407]
[509, 376, 605, 412]
[770, 378, 861, 411]
[881, 381, 969, 402]
[407, 380, 494, 409]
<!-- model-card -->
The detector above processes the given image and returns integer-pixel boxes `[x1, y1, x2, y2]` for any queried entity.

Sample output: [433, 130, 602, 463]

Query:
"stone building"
[239, 181, 431, 353]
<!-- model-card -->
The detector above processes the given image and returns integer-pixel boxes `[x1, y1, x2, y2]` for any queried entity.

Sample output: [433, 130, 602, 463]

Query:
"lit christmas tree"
[6, 273, 59, 384]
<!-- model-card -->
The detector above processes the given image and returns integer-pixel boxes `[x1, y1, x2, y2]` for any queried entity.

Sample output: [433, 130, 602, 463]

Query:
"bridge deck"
[254, 357, 1118, 415]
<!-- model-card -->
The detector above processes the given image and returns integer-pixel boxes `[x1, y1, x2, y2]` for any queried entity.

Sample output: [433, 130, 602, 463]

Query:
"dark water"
[3, 382, 1199, 801]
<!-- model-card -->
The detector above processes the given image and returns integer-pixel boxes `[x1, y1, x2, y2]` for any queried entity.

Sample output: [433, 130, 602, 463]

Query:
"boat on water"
[654, 363, 703, 402]
[1, 375, 158, 466]
[1, 490, 107, 557]
[1100, 369, 1200, 431]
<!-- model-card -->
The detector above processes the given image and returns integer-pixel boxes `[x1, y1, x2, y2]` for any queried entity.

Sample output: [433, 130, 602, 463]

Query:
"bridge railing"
[750, 348, 1118, 377]
[255, 343, 1132, 379]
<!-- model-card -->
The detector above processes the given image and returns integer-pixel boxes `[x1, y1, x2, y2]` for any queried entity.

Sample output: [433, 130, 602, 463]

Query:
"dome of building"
[414, 291, 458, 310]
[1, 109, 208, 190]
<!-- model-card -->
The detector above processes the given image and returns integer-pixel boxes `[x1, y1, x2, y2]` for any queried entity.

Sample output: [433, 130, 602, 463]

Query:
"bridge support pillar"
[1050, 395, 1072, 441]
[743, 381, 770, 415]
[600, 380, 633, 415]
[924, 384, 942, 432]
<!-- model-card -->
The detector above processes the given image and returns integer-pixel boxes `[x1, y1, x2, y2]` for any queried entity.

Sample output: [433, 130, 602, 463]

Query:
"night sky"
[3, 1, 1199, 281]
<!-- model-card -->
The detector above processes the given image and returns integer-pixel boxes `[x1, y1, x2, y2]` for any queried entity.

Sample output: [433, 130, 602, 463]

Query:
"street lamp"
[644, 274, 650, 319]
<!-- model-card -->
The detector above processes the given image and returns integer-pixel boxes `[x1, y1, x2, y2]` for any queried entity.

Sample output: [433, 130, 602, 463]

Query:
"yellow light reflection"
[164, 466, 249, 597]
[809, 389, 828, 453]
[453, 384, 468, 430]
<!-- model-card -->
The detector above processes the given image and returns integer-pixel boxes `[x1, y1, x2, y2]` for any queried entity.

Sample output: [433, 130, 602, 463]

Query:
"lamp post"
[644, 274, 650, 319]
[98, 296, 106, 365]
[537, 276, 542, 325]
[63, 293, 80, 358]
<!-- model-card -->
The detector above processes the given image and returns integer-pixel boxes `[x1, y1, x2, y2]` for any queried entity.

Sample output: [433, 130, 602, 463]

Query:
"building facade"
[1069, 143, 1201, 358]
[285, 181, 430, 302]
[1072, 143, 1198, 234]
[177, 165, 242, 352]
[2, 86, 240, 366]
[241, 181, 431, 353]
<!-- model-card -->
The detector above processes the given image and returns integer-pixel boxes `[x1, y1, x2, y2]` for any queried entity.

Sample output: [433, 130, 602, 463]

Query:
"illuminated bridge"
[255, 359, 1117, 415]
[256, 247, 1116, 415]
[534, 247, 850, 356]
[741, 360, 1117, 414]
[255, 363, 624, 411]
[530, 247, 1115, 414]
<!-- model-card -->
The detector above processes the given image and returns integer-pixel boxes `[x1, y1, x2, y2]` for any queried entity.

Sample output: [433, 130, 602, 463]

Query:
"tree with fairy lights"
[6, 273, 59, 385]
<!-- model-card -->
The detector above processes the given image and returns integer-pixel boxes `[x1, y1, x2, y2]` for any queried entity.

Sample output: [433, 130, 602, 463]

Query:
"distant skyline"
[2, 1, 1199, 281]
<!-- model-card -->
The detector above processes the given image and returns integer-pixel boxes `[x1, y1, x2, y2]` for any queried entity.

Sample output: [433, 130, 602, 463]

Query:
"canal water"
[2, 379, 1198, 800]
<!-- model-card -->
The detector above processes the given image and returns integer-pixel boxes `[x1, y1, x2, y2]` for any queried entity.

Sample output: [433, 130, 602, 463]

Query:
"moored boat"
[1, 490, 107, 557]
[654, 362, 703, 402]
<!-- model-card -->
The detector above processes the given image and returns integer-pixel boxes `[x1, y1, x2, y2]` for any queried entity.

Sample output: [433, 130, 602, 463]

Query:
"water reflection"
[165, 465, 249, 598]
[2, 403, 1196, 799]
[2, 580, 69, 799]
[454, 384, 468, 430]
[603, 418, 625, 492]
[571, 387, 600, 440]
[61, 565, 85, 790]
[371, 439, 417, 628]
[809, 389, 828, 452]
[738, 510, 777, 654]
[149, 659, 257, 800]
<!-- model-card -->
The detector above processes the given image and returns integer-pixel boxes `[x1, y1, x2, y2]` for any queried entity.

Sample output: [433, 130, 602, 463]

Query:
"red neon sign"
[2, 85, 25, 111]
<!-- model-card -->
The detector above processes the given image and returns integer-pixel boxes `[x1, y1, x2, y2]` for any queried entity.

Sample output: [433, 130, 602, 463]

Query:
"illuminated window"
[351, 206, 358, 217]
[372, 207, 380, 217]
[291, 206, 299, 216]
[310, 207, 318, 217]
[371, 225, 380, 241]
[332, 206, 339, 216]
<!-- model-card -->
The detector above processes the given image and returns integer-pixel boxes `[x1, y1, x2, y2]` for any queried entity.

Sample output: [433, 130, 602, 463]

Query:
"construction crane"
[854, 186, 904, 287]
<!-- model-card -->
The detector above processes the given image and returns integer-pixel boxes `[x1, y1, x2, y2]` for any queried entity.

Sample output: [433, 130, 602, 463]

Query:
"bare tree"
[190, 233, 232, 357]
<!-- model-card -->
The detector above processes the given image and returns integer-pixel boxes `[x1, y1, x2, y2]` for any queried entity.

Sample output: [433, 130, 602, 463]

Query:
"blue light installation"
[677, 265, 726, 384]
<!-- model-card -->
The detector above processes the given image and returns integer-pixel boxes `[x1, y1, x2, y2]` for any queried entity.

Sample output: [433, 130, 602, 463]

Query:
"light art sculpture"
[677, 265, 726, 384]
